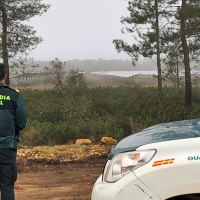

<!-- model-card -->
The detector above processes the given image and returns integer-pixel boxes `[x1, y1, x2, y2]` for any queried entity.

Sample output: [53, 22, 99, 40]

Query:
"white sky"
[28, 0, 132, 61]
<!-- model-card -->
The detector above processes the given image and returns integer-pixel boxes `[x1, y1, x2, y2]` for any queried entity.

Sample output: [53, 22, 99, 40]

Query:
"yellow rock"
[75, 139, 92, 145]
[101, 137, 117, 146]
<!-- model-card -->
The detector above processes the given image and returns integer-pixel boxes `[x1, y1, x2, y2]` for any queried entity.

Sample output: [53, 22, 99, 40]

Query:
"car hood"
[108, 118, 200, 159]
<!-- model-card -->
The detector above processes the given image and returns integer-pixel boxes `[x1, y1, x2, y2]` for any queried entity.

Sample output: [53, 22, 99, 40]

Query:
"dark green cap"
[0, 63, 5, 73]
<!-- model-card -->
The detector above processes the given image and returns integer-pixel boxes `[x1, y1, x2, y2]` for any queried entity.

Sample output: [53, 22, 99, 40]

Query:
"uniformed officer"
[0, 63, 27, 200]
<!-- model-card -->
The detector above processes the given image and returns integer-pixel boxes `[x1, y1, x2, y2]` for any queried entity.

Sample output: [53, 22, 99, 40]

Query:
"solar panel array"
[90, 71, 158, 78]
[90, 70, 200, 78]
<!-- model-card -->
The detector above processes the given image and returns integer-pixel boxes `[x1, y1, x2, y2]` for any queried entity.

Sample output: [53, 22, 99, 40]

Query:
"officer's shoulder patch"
[8, 87, 20, 93]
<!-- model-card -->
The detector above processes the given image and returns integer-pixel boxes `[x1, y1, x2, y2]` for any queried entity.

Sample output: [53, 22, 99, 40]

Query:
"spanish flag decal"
[152, 158, 175, 167]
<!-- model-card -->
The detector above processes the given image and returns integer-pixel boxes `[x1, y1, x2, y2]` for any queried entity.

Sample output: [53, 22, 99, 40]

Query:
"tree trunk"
[180, 0, 192, 106]
[176, 56, 179, 91]
[155, 0, 163, 113]
[0, 3, 9, 85]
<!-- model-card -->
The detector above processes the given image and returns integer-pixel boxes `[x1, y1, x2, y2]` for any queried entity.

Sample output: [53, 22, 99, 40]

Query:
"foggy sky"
[28, 0, 132, 61]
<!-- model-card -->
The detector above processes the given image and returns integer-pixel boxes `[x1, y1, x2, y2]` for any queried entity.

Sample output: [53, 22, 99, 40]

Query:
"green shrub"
[20, 86, 200, 146]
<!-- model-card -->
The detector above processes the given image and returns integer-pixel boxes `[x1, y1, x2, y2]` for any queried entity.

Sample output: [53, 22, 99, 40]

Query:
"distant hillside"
[34, 58, 158, 73]
[11, 57, 200, 75]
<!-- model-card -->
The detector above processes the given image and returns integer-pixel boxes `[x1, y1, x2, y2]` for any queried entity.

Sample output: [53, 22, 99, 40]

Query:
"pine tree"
[162, 0, 200, 106]
[0, 0, 50, 85]
[113, 0, 168, 112]
[114, 0, 200, 107]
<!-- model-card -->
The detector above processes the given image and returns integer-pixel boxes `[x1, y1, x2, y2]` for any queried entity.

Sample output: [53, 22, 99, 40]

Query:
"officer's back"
[0, 63, 27, 200]
[0, 79, 27, 149]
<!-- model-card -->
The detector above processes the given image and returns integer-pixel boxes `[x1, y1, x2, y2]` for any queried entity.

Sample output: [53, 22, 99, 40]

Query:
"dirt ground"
[15, 158, 106, 200]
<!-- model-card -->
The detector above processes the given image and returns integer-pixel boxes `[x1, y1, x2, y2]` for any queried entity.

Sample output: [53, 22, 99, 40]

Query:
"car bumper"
[91, 172, 161, 200]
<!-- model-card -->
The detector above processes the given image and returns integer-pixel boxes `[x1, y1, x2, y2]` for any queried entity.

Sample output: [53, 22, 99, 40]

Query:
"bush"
[20, 86, 200, 146]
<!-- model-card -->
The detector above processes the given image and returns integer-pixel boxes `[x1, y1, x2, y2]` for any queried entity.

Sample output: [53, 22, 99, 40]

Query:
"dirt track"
[15, 159, 106, 200]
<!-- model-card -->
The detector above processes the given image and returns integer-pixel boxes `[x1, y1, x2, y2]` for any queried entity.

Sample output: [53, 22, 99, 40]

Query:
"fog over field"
[26, 58, 157, 73]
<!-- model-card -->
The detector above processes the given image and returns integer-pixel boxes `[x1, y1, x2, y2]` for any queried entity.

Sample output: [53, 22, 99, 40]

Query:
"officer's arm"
[15, 94, 27, 131]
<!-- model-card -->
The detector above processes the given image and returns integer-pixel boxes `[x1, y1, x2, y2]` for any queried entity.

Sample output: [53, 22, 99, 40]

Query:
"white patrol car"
[91, 118, 200, 200]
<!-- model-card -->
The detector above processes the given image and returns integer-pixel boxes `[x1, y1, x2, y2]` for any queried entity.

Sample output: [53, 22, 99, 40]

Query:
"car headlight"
[104, 150, 156, 183]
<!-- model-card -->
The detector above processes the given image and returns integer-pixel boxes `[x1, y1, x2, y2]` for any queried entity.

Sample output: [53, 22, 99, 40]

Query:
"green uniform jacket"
[0, 83, 27, 149]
